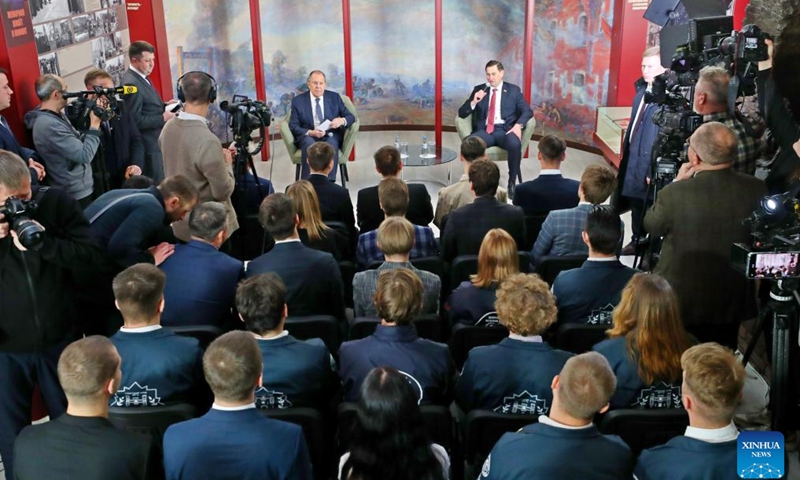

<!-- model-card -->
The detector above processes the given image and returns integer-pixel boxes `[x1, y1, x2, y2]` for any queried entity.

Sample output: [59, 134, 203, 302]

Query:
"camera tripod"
[741, 279, 799, 432]
[229, 134, 270, 260]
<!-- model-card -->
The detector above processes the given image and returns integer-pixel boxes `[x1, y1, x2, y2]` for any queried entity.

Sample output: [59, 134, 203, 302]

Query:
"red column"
[125, 0, 172, 99]
[522, 0, 534, 102]
[733, 0, 750, 30]
[342, 0, 354, 160]
[435, 0, 442, 148]
[606, 1, 651, 106]
[248, 0, 268, 159]
[0, 0, 41, 140]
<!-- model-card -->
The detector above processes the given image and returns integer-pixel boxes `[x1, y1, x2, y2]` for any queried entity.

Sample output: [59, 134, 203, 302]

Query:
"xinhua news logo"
[738, 431, 784, 479]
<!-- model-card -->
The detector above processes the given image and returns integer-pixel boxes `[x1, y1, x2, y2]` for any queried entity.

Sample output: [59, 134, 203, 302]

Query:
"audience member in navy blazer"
[246, 193, 346, 321]
[109, 264, 205, 408]
[457, 273, 572, 415]
[163, 331, 313, 480]
[14, 337, 157, 480]
[552, 206, 637, 325]
[532, 164, 617, 264]
[480, 352, 632, 479]
[289, 70, 355, 181]
[593, 273, 694, 410]
[340, 268, 455, 405]
[237, 273, 338, 411]
[635, 343, 744, 480]
[513, 135, 580, 215]
[243, 171, 274, 214]
[0, 68, 46, 184]
[357, 146, 434, 232]
[446, 228, 519, 326]
[441, 159, 525, 262]
[306, 142, 357, 240]
[160, 202, 244, 328]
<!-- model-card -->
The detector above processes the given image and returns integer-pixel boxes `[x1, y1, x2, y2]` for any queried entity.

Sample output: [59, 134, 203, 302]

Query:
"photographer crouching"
[0, 150, 104, 480]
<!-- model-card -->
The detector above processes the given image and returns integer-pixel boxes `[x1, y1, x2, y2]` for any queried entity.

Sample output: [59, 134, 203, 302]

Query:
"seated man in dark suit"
[457, 273, 572, 415]
[289, 70, 355, 181]
[340, 268, 454, 405]
[14, 336, 156, 480]
[513, 135, 580, 216]
[458, 60, 533, 195]
[306, 141, 357, 238]
[552, 205, 637, 325]
[357, 145, 433, 232]
[441, 158, 525, 262]
[237, 273, 338, 410]
[246, 193, 346, 321]
[163, 331, 313, 480]
[109, 263, 204, 408]
[160, 201, 244, 328]
[635, 343, 744, 480]
[434, 136, 507, 228]
[532, 164, 617, 264]
[353, 216, 441, 317]
[356, 177, 438, 268]
[480, 352, 632, 479]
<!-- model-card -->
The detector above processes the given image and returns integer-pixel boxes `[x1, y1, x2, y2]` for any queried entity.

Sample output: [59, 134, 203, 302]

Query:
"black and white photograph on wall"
[67, 0, 83, 15]
[113, 31, 122, 51]
[99, 0, 109, 8]
[71, 14, 91, 42]
[104, 33, 122, 56]
[33, 23, 55, 53]
[110, 0, 121, 4]
[30, 0, 69, 25]
[38, 52, 60, 75]
[91, 36, 107, 70]
[54, 18, 74, 47]
[105, 54, 124, 86]
[95, 9, 116, 35]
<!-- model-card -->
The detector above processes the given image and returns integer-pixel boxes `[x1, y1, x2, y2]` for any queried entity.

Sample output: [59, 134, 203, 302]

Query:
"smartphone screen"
[749, 252, 800, 278]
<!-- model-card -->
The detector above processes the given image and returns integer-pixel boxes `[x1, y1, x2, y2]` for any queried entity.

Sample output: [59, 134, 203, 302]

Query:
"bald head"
[689, 122, 737, 166]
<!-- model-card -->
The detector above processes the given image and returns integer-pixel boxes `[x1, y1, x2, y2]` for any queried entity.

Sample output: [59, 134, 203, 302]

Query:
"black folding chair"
[535, 255, 588, 285]
[258, 407, 331, 480]
[285, 315, 341, 354]
[463, 410, 537, 471]
[109, 402, 198, 453]
[349, 314, 445, 342]
[448, 323, 509, 370]
[164, 325, 224, 350]
[597, 408, 689, 456]
[524, 213, 548, 251]
[554, 322, 609, 354]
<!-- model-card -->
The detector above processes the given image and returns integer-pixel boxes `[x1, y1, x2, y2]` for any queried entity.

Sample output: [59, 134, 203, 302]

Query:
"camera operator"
[643, 122, 766, 349]
[83, 68, 144, 192]
[160, 71, 237, 243]
[0, 150, 104, 480]
[23, 74, 102, 208]
[758, 17, 800, 194]
[692, 66, 763, 176]
[0, 68, 46, 185]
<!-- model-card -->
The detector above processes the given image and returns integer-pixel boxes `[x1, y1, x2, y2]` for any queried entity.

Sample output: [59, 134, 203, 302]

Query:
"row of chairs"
[108, 400, 689, 480]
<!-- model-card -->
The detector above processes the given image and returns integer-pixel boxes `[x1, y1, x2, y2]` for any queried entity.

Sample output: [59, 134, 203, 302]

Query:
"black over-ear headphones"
[176, 71, 217, 103]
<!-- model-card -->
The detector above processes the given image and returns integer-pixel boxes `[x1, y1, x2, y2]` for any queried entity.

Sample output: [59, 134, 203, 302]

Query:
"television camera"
[64, 85, 137, 131]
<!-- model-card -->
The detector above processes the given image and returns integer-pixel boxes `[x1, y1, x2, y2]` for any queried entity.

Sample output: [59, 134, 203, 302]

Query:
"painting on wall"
[441, 0, 526, 127]
[529, 0, 614, 144]
[163, 0, 256, 139]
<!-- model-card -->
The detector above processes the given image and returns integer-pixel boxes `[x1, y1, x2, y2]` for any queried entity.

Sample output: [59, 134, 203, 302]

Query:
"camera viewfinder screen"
[752, 252, 800, 278]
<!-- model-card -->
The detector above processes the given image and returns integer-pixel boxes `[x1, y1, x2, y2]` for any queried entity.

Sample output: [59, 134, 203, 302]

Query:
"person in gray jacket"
[24, 74, 101, 207]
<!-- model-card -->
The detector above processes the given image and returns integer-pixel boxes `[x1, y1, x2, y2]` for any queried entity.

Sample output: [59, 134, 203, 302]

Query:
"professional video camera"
[63, 85, 137, 131]
[0, 196, 44, 250]
[219, 95, 271, 155]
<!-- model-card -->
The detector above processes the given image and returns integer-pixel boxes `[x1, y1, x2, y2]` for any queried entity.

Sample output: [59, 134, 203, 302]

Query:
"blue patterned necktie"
[315, 97, 323, 125]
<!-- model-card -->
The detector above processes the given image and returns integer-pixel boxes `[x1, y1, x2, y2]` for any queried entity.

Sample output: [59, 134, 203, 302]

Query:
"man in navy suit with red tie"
[289, 70, 355, 181]
[458, 60, 533, 198]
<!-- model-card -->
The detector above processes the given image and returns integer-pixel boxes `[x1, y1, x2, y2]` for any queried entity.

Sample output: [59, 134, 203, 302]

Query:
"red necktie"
[486, 88, 497, 134]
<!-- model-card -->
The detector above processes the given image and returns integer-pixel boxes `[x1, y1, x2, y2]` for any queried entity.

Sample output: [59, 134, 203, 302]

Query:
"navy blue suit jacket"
[617, 79, 660, 201]
[307, 173, 356, 236]
[246, 241, 346, 320]
[635, 436, 737, 480]
[159, 240, 244, 328]
[441, 197, 526, 262]
[288, 90, 354, 147]
[457, 82, 532, 133]
[512, 173, 580, 215]
[0, 118, 40, 183]
[163, 408, 313, 480]
[552, 260, 638, 325]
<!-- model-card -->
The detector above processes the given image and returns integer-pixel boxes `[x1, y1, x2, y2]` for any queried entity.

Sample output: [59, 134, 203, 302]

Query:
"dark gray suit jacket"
[122, 68, 166, 181]
[644, 168, 766, 326]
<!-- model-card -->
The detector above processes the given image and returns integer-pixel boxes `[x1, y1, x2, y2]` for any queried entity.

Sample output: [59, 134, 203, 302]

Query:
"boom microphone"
[114, 85, 137, 94]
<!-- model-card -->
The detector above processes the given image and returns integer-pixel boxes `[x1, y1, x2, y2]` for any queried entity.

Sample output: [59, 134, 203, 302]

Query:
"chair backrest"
[257, 407, 330, 480]
[524, 214, 549, 251]
[349, 315, 445, 342]
[337, 402, 454, 453]
[598, 408, 689, 456]
[165, 325, 224, 350]
[285, 315, 341, 354]
[536, 255, 588, 286]
[108, 402, 198, 452]
[463, 409, 538, 464]
[448, 323, 509, 370]
[411, 256, 446, 280]
[338, 260, 356, 310]
[554, 322, 609, 354]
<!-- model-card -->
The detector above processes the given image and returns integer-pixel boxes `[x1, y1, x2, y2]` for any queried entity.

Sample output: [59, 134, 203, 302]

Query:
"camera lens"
[13, 218, 45, 250]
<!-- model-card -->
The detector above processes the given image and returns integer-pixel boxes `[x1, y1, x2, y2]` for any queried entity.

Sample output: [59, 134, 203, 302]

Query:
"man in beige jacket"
[160, 71, 237, 242]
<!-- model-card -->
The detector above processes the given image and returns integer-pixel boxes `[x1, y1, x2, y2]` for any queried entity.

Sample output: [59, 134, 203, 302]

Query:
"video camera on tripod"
[63, 85, 137, 130]
[219, 94, 271, 155]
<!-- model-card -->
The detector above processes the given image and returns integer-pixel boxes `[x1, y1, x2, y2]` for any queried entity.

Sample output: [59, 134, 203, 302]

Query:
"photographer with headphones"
[159, 71, 237, 243]
[83, 68, 145, 193]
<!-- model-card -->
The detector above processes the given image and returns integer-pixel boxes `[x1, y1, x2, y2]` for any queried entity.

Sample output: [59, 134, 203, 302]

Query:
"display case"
[593, 107, 631, 168]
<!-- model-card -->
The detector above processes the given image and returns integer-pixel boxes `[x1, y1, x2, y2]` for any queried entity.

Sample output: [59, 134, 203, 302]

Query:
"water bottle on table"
[421, 135, 429, 157]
